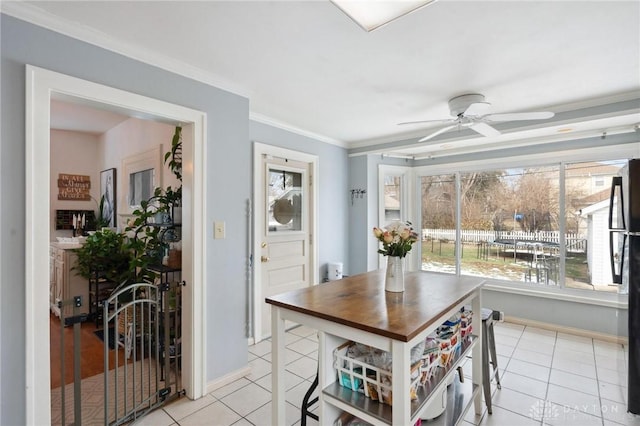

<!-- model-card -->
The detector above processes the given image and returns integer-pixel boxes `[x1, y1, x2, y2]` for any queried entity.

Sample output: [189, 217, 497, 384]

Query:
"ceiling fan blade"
[418, 124, 458, 142]
[463, 101, 491, 117]
[398, 119, 453, 126]
[485, 111, 555, 122]
[470, 122, 501, 137]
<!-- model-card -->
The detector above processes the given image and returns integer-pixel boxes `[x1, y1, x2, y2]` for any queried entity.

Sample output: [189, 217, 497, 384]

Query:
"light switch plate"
[214, 221, 225, 239]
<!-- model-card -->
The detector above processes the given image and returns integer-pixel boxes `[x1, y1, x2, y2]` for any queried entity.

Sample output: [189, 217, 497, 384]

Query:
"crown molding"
[250, 112, 346, 148]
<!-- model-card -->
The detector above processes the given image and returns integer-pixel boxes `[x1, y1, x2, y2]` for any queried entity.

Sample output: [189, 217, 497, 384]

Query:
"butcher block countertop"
[266, 269, 484, 342]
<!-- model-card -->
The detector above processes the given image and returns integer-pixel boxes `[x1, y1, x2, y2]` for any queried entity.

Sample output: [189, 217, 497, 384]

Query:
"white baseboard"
[206, 365, 252, 394]
[505, 315, 628, 344]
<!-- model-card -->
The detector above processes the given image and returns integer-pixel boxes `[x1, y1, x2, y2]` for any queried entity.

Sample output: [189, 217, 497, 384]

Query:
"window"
[566, 160, 625, 292]
[459, 166, 560, 282]
[121, 145, 162, 215]
[128, 168, 154, 207]
[267, 166, 303, 232]
[378, 165, 410, 226]
[417, 158, 626, 293]
[378, 165, 413, 268]
[421, 174, 457, 274]
[383, 175, 402, 222]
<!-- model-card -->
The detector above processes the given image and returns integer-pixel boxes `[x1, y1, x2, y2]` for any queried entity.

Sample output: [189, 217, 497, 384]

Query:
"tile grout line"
[538, 325, 554, 425]
[591, 337, 606, 426]
[510, 325, 544, 425]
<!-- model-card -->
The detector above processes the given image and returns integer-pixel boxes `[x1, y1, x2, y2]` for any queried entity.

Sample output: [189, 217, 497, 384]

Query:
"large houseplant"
[162, 125, 182, 214]
[73, 228, 133, 285]
[125, 125, 183, 274]
[75, 126, 183, 294]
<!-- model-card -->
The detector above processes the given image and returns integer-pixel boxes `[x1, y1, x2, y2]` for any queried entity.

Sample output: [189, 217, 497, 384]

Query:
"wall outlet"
[214, 221, 225, 239]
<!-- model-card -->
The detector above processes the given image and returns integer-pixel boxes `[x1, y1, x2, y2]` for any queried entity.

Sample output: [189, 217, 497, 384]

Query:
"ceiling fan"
[399, 94, 555, 142]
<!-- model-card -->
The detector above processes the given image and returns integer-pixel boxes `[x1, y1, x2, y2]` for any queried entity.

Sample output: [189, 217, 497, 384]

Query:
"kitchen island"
[266, 269, 485, 425]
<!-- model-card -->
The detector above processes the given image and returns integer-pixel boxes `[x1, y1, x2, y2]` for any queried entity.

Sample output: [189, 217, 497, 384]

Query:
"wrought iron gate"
[103, 279, 183, 425]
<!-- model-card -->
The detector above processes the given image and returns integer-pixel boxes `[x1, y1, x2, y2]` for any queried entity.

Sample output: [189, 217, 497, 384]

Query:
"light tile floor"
[136, 322, 638, 426]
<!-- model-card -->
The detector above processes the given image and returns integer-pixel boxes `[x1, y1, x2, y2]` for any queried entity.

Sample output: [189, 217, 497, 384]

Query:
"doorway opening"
[26, 65, 207, 425]
[48, 101, 185, 424]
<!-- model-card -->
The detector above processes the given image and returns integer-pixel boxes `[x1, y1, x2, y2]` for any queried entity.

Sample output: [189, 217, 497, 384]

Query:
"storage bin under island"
[266, 270, 485, 426]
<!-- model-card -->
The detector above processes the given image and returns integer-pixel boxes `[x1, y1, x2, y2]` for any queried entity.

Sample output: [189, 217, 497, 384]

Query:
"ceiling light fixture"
[331, 0, 437, 32]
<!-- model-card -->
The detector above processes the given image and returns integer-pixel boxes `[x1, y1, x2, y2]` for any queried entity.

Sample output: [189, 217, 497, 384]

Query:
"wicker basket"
[334, 341, 421, 406]
[116, 305, 146, 334]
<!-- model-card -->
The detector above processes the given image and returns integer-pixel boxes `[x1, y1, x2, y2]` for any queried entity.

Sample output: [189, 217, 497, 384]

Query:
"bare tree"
[510, 168, 559, 232]
[460, 171, 504, 230]
[421, 175, 455, 229]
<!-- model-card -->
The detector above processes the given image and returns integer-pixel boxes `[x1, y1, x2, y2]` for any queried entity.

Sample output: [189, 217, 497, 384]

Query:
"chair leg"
[482, 320, 493, 414]
[488, 322, 501, 389]
[301, 370, 319, 426]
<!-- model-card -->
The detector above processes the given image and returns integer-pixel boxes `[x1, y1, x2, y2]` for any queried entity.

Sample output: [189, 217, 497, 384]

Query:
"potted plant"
[124, 125, 183, 274]
[125, 189, 167, 280]
[73, 228, 133, 285]
[164, 125, 182, 224]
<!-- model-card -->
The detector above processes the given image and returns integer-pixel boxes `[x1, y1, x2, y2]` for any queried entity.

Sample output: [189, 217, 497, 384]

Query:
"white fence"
[422, 229, 587, 253]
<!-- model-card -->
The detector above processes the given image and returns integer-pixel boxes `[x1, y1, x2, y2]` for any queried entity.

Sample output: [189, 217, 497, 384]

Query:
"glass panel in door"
[383, 175, 402, 222]
[267, 167, 303, 232]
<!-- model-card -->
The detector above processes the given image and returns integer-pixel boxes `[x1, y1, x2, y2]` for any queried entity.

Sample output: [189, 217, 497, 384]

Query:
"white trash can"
[327, 262, 343, 281]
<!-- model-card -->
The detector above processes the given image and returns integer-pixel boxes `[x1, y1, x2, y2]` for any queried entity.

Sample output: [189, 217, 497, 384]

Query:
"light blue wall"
[249, 121, 349, 280]
[0, 14, 348, 424]
[348, 156, 368, 275]
[483, 289, 628, 337]
[348, 154, 416, 275]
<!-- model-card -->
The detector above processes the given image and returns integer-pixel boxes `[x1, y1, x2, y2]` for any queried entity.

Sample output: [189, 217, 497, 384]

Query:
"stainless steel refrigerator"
[609, 158, 639, 414]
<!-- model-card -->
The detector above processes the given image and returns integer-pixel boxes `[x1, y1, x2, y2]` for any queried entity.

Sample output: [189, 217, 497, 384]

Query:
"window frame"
[121, 145, 163, 215]
[409, 143, 638, 302]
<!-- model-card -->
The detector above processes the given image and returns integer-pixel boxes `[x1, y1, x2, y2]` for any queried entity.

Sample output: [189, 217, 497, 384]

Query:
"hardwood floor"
[49, 314, 128, 389]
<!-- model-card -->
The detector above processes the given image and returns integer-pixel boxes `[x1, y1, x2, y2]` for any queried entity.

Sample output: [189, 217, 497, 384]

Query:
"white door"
[259, 156, 312, 339]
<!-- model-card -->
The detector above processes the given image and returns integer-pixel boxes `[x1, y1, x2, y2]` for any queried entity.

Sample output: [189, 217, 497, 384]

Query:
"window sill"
[482, 279, 628, 310]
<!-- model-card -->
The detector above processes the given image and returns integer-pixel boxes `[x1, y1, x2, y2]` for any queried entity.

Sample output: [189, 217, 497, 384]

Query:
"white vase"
[385, 256, 404, 292]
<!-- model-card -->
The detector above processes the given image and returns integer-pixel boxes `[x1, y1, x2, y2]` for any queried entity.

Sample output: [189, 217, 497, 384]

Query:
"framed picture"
[100, 168, 117, 228]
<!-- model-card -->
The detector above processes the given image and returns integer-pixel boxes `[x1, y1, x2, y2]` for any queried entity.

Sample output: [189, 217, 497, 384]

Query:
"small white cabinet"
[49, 243, 90, 318]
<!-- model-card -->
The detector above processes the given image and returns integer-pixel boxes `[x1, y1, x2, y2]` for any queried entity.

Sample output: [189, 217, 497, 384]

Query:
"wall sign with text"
[58, 173, 91, 201]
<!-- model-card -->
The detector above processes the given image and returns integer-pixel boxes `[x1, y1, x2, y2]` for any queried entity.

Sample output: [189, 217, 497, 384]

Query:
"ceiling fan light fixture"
[399, 92, 555, 142]
[331, 0, 437, 32]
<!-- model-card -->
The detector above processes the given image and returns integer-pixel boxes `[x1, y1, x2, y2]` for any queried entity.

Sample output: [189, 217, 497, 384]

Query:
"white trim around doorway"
[25, 65, 208, 425]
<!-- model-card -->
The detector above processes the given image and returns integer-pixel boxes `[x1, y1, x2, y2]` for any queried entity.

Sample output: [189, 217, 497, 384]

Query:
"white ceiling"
[7, 0, 640, 156]
[50, 100, 130, 135]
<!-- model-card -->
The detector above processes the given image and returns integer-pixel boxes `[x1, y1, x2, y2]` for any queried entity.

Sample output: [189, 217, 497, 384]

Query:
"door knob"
[261, 256, 270, 263]
[261, 242, 267, 248]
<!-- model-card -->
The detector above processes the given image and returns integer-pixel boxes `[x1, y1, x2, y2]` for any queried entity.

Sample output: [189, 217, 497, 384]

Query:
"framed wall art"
[100, 168, 117, 228]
